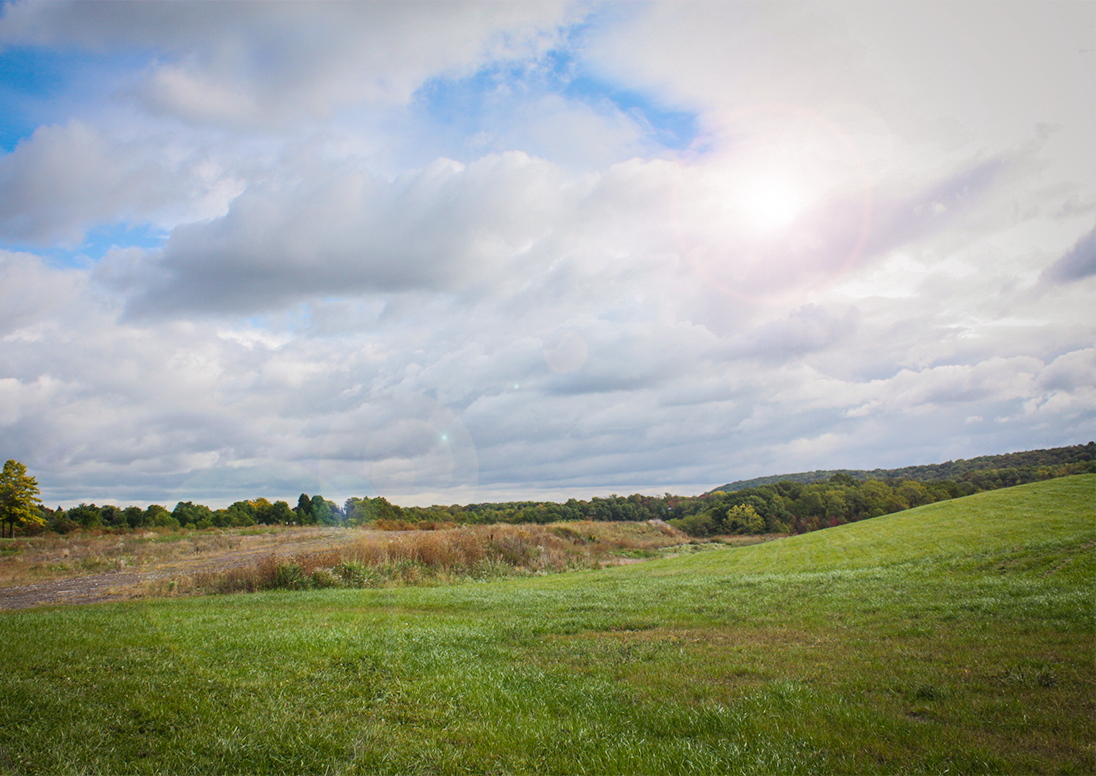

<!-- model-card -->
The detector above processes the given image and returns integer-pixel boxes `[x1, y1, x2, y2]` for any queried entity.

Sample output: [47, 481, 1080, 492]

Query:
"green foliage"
[66, 503, 102, 529]
[222, 500, 258, 527]
[311, 495, 336, 525]
[296, 493, 313, 523]
[252, 498, 294, 525]
[669, 510, 718, 537]
[173, 500, 212, 529]
[343, 496, 378, 525]
[272, 562, 309, 590]
[147, 504, 178, 530]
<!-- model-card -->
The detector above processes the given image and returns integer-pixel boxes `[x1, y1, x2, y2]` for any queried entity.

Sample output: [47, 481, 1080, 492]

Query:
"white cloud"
[0, 249, 85, 335]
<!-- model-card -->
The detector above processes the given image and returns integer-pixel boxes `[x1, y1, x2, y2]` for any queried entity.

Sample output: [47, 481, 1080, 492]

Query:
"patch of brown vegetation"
[0, 520, 690, 609]
[0, 527, 363, 609]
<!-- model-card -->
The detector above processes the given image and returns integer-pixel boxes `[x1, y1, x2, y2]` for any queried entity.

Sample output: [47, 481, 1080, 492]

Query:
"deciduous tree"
[724, 503, 764, 534]
[0, 460, 44, 539]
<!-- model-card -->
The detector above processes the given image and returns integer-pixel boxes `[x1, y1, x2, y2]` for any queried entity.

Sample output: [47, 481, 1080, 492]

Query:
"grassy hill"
[679, 471, 1094, 574]
[1, 475, 1092, 774]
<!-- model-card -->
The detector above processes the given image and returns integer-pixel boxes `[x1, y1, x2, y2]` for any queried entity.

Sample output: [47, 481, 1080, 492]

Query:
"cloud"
[722, 304, 860, 363]
[119, 151, 582, 316]
[1036, 348, 1096, 393]
[1, 0, 575, 126]
[0, 121, 243, 244]
[106, 136, 1025, 323]
[0, 248, 85, 335]
[5, 242, 1094, 507]
[1041, 225, 1096, 284]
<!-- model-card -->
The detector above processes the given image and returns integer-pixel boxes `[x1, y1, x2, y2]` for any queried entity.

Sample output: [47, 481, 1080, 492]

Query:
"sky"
[0, 1, 1093, 509]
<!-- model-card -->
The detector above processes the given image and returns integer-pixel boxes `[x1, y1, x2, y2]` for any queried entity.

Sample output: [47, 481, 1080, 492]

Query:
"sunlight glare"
[744, 176, 804, 230]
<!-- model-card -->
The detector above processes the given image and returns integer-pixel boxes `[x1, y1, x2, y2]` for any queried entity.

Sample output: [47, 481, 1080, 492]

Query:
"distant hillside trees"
[712, 442, 1095, 492]
[668, 476, 945, 536]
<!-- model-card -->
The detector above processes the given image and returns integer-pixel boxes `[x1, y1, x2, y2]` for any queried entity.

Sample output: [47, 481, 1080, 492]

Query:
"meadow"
[0, 475, 1092, 774]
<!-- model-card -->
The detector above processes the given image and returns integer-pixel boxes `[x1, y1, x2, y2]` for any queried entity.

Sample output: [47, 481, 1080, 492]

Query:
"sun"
[743, 176, 804, 230]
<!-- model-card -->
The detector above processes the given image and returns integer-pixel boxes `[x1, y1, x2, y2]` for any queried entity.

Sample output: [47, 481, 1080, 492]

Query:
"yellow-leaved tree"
[0, 459, 44, 539]
[724, 503, 765, 535]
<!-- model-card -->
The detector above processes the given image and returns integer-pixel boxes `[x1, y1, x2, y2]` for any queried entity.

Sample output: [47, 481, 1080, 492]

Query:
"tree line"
[1, 444, 1092, 538]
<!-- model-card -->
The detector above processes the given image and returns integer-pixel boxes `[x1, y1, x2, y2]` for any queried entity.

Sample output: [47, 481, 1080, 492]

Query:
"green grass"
[1, 476, 1093, 774]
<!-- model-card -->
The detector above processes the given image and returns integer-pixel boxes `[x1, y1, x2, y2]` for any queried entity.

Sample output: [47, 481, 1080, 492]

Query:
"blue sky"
[0, 1, 1092, 508]
[417, 54, 699, 150]
[0, 46, 67, 150]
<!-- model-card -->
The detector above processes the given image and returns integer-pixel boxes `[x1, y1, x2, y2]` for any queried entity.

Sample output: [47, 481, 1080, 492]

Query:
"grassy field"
[1, 475, 1092, 775]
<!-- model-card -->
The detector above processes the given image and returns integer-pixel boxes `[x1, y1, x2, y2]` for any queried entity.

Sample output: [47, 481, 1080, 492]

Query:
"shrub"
[310, 569, 340, 589]
[669, 511, 716, 537]
[332, 561, 379, 588]
[273, 562, 310, 590]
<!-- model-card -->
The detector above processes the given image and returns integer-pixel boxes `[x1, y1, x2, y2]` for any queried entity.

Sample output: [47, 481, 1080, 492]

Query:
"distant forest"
[25, 443, 1095, 538]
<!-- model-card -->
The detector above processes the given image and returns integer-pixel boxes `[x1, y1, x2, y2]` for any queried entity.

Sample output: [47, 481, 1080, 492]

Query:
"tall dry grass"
[0, 526, 348, 588]
[195, 521, 687, 594]
[1, 520, 689, 598]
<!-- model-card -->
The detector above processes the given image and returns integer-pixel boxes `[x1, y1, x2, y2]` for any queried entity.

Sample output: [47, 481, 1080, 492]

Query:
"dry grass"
[0, 526, 350, 589]
[0, 520, 692, 603]
[193, 521, 690, 594]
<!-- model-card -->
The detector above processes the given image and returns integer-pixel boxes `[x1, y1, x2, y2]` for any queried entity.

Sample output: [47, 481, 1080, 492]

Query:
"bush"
[332, 561, 380, 588]
[669, 511, 716, 537]
[310, 569, 340, 589]
[273, 563, 310, 590]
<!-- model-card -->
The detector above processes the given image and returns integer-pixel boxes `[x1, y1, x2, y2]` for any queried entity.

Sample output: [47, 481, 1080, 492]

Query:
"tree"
[0, 460, 44, 539]
[123, 505, 146, 529]
[724, 504, 764, 535]
[310, 495, 334, 525]
[173, 501, 212, 528]
[145, 504, 178, 529]
[896, 480, 932, 508]
[669, 510, 717, 537]
[254, 499, 294, 525]
[294, 493, 311, 522]
[68, 503, 103, 528]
